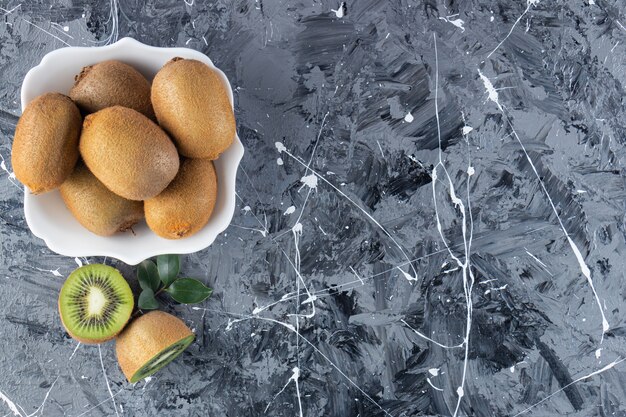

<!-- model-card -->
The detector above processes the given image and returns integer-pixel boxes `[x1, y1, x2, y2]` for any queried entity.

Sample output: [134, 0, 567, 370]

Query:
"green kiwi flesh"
[58, 264, 133, 344]
[129, 335, 195, 383]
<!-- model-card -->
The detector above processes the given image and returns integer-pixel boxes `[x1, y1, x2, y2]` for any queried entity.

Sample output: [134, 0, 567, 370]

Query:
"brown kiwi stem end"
[74, 65, 94, 83]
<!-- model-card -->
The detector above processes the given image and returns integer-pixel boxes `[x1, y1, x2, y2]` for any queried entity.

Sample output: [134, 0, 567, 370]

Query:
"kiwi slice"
[58, 264, 134, 344]
[116, 311, 195, 383]
[128, 334, 194, 383]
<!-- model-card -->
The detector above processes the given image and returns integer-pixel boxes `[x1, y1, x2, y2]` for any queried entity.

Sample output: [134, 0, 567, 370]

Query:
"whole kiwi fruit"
[70, 60, 155, 119]
[58, 264, 134, 344]
[12, 92, 81, 194]
[79, 106, 179, 201]
[116, 311, 195, 383]
[144, 158, 217, 239]
[60, 164, 144, 236]
[151, 58, 236, 159]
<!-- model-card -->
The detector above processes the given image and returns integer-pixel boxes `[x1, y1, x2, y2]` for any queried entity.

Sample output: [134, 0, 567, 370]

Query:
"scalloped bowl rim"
[20, 37, 243, 264]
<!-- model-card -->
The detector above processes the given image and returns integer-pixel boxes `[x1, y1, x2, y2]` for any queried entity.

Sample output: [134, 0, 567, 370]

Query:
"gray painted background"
[1, 0, 626, 416]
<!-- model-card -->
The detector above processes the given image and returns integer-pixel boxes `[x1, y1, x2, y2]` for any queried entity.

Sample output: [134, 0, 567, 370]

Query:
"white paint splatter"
[63, 25, 69, 31]
[484, 284, 508, 295]
[98, 345, 120, 417]
[349, 266, 364, 285]
[232, 224, 267, 237]
[396, 266, 418, 282]
[376, 140, 385, 158]
[427, 378, 444, 391]
[34, 267, 63, 277]
[242, 206, 251, 213]
[300, 174, 318, 190]
[69, 342, 81, 360]
[265, 367, 303, 415]
[443, 266, 459, 275]
[467, 166, 475, 176]
[277, 157, 284, 165]
[568, 236, 610, 335]
[595, 348, 602, 359]
[462, 126, 474, 135]
[301, 294, 317, 305]
[478, 69, 500, 106]
[284, 206, 296, 215]
[0, 160, 13, 178]
[0, 389, 21, 417]
[510, 366, 515, 373]
[142, 377, 153, 390]
[331, 2, 345, 18]
[439, 15, 465, 32]
[0, 153, 21, 189]
[428, 368, 440, 376]
[275, 142, 287, 153]
[404, 112, 414, 123]
[74, 257, 83, 267]
[524, 249, 553, 276]
[401, 319, 464, 349]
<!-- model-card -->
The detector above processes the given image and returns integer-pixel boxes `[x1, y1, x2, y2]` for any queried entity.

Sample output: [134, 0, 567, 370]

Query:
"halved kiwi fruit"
[58, 264, 134, 344]
[115, 311, 195, 383]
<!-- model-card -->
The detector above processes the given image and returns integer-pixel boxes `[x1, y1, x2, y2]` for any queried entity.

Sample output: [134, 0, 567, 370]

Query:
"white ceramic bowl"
[20, 37, 244, 265]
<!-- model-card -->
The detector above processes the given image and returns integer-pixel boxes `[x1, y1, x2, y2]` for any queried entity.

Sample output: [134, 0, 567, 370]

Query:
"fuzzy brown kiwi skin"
[115, 311, 194, 382]
[144, 158, 217, 239]
[151, 58, 236, 159]
[70, 60, 155, 119]
[11, 92, 81, 194]
[79, 106, 180, 201]
[60, 164, 144, 236]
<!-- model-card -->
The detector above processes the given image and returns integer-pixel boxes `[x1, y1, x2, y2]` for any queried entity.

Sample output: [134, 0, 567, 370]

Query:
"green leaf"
[138, 289, 159, 310]
[157, 254, 180, 287]
[137, 260, 160, 292]
[165, 278, 212, 304]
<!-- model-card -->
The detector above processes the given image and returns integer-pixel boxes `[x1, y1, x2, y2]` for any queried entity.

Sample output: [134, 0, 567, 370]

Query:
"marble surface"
[1, 0, 626, 416]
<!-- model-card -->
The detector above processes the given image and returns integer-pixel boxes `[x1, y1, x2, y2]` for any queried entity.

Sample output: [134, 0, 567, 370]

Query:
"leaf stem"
[134, 285, 169, 318]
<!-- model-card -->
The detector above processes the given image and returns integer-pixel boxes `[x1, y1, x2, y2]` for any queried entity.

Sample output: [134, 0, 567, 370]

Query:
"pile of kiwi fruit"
[58, 264, 196, 383]
[12, 58, 235, 239]
[13, 57, 235, 382]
